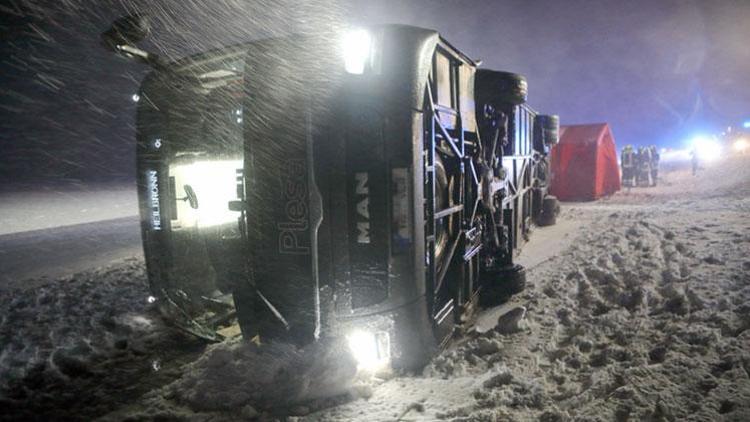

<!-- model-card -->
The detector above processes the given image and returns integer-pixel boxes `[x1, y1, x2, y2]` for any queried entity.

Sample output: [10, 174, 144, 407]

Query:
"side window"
[522, 111, 530, 155]
[510, 107, 521, 156]
[527, 111, 534, 154]
[513, 107, 534, 156]
[504, 109, 516, 157]
[519, 111, 525, 155]
[435, 52, 453, 108]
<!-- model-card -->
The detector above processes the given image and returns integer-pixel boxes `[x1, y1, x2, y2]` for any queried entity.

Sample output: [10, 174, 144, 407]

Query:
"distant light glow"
[734, 138, 749, 153]
[689, 136, 722, 162]
[341, 29, 372, 74]
[147, 295, 156, 303]
[743, 121, 750, 129]
[660, 148, 691, 163]
[132, 93, 140, 102]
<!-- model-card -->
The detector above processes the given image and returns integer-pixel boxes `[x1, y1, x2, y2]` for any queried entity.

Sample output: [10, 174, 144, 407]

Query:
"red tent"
[550, 123, 621, 201]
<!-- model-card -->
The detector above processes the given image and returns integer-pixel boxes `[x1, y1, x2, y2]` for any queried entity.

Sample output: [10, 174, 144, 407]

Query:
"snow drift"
[1, 155, 749, 421]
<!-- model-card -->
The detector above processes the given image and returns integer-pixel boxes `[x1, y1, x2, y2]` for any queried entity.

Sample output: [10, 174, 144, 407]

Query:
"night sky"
[1, 0, 749, 184]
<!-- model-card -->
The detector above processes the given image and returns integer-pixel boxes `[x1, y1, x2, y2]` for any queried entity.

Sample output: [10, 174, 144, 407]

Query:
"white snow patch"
[0, 183, 137, 235]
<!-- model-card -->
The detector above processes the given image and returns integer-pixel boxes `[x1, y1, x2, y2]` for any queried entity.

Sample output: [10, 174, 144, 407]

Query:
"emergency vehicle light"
[690, 136, 722, 162]
[733, 138, 749, 153]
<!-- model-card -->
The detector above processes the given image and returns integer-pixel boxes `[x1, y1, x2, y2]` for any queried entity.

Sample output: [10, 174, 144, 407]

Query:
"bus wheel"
[477, 71, 528, 106]
[479, 264, 526, 307]
[535, 114, 560, 145]
[537, 195, 560, 226]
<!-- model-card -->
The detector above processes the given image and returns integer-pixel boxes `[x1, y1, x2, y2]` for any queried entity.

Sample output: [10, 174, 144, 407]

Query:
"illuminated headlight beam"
[341, 29, 372, 75]
[346, 329, 390, 371]
[169, 159, 243, 228]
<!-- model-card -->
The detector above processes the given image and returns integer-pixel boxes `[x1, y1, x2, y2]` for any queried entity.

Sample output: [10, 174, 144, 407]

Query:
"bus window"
[435, 52, 453, 108]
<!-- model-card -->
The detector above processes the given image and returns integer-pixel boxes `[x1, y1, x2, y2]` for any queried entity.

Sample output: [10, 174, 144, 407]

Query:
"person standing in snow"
[621, 145, 635, 187]
[637, 147, 652, 186]
[649, 145, 660, 186]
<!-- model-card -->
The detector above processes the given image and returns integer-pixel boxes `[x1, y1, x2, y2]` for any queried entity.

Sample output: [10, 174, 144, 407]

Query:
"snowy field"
[0, 183, 137, 236]
[0, 183, 141, 287]
[1, 155, 749, 421]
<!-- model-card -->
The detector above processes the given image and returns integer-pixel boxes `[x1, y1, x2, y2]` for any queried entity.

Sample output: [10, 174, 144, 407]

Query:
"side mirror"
[183, 185, 199, 209]
[101, 14, 166, 69]
[101, 14, 151, 52]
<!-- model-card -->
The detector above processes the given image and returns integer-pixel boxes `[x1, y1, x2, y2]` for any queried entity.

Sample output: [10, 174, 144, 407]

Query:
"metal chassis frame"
[423, 47, 481, 335]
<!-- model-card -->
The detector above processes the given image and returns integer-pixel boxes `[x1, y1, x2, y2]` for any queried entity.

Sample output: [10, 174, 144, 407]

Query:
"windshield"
[137, 52, 248, 339]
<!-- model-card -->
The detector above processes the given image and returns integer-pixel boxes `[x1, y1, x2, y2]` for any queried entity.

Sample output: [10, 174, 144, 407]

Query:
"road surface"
[0, 216, 142, 291]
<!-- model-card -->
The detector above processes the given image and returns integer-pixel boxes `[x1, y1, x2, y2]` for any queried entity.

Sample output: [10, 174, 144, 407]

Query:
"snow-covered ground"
[0, 182, 141, 288]
[301, 157, 750, 421]
[0, 258, 205, 421]
[0, 216, 142, 289]
[1, 156, 749, 421]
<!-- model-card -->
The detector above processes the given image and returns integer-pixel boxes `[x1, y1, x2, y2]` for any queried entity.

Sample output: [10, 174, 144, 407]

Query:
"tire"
[479, 264, 526, 307]
[476, 70, 528, 106]
[535, 115, 560, 145]
[537, 195, 559, 226]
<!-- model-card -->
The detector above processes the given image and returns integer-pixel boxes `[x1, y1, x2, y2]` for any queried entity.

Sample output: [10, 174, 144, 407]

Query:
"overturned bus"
[104, 17, 559, 370]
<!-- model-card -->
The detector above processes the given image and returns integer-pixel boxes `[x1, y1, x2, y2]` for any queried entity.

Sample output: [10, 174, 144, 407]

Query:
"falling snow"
[3, 1, 750, 421]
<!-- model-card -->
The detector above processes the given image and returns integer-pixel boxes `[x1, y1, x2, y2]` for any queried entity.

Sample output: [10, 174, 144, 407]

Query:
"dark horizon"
[2, 0, 749, 184]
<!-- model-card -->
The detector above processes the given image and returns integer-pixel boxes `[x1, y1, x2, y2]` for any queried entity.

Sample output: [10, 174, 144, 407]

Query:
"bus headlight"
[346, 329, 390, 371]
[341, 29, 372, 75]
